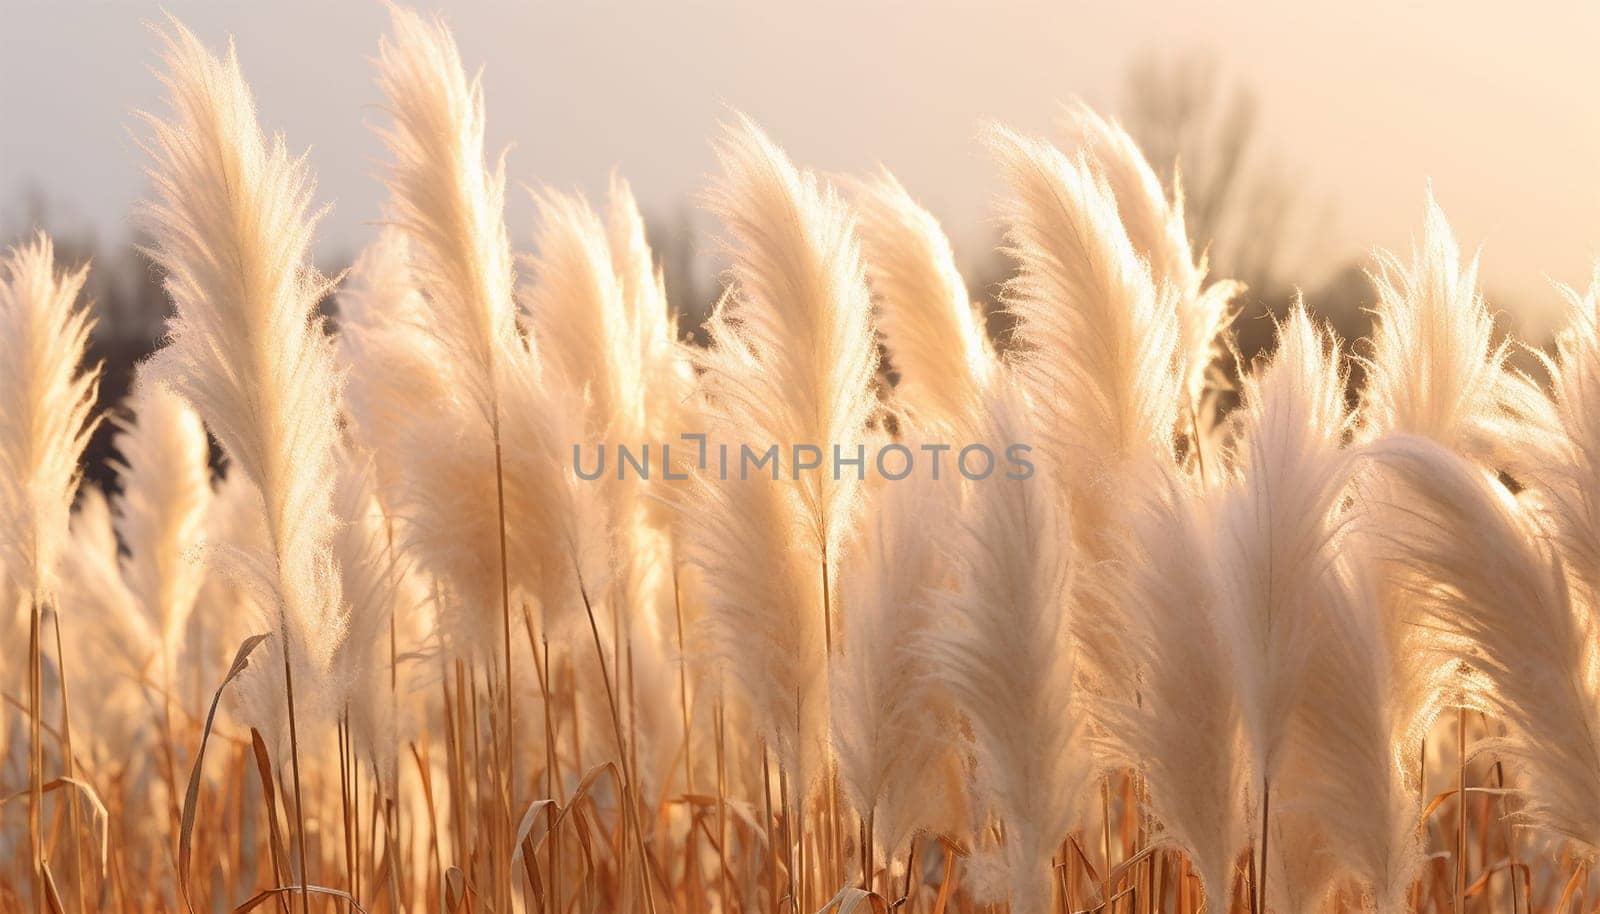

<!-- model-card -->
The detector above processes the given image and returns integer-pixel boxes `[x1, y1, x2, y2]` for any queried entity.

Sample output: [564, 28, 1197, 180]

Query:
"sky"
[4, 0, 1599, 331]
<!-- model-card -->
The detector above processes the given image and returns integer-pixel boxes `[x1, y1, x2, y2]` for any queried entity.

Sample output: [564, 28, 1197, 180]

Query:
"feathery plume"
[700, 115, 880, 581]
[140, 21, 346, 681]
[1062, 104, 1241, 410]
[924, 377, 1089, 914]
[686, 115, 877, 800]
[140, 27, 346, 908]
[335, 229, 451, 500]
[987, 125, 1184, 700]
[681, 454, 828, 791]
[375, 4, 517, 419]
[1517, 270, 1600, 601]
[1100, 468, 1246, 909]
[852, 169, 993, 425]
[1361, 194, 1510, 457]
[605, 175, 678, 392]
[0, 234, 100, 603]
[0, 233, 100, 900]
[1278, 548, 1424, 913]
[328, 449, 408, 778]
[1215, 305, 1353, 782]
[830, 468, 961, 872]
[61, 488, 151, 680]
[523, 189, 640, 439]
[59, 490, 162, 770]
[988, 125, 1183, 534]
[1367, 435, 1600, 851]
[112, 373, 213, 673]
[1209, 306, 1354, 911]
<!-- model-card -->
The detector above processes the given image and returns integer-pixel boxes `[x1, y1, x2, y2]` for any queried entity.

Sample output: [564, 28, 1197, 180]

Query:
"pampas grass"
[112, 374, 212, 678]
[1062, 104, 1241, 415]
[926, 376, 1088, 914]
[988, 124, 1182, 528]
[853, 170, 994, 426]
[689, 114, 878, 791]
[139, 22, 347, 911]
[12, 9, 1600, 914]
[0, 233, 100, 905]
[830, 466, 963, 889]
[140, 23, 347, 685]
[0, 235, 99, 608]
[1102, 466, 1247, 911]
[1361, 195, 1512, 457]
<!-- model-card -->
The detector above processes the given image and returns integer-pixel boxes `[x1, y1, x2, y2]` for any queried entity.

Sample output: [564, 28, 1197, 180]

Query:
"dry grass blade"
[230, 885, 371, 913]
[0, 777, 109, 876]
[178, 633, 270, 913]
[816, 885, 889, 914]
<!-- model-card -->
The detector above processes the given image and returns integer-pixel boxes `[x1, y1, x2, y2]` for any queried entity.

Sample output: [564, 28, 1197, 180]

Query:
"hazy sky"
[4, 1, 1599, 329]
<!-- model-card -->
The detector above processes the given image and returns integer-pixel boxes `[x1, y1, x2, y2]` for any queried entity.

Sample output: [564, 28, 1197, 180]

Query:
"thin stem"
[862, 808, 875, 894]
[1188, 396, 1209, 484]
[673, 563, 694, 793]
[490, 413, 515, 816]
[1457, 706, 1468, 914]
[762, 750, 778, 911]
[48, 606, 87, 913]
[577, 577, 659, 914]
[28, 592, 44, 908]
[1257, 779, 1271, 914]
[281, 633, 311, 914]
[715, 702, 730, 910]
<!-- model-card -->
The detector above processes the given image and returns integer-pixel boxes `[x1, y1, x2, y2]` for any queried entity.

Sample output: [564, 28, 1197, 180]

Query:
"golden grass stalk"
[372, 23, 524, 891]
[139, 22, 347, 912]
[1211, 306, 1355, 912]
[0, 234, 100, 908]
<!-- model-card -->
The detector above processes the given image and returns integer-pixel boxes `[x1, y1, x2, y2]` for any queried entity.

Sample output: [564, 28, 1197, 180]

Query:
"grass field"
[2, 8, 1596, 914]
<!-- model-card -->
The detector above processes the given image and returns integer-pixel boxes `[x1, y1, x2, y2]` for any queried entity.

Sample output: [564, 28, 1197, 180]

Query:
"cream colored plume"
[1062, 104, 1241, 411]
[1368, 435, 1600, 852]
[604, 177, 694, 528]
[336, 229, 450, 502]
[601, 174, 684, 422]
[1278, 548, 1424, 914]
[112, 373, 212, 672]
[987, 124, 1184, 700]
[1212, 306, 1354, 816]
[370, 7, 607, 656]
[852, 169, 994, 426]
[699, 115, 880, 575]
[1361, 194, 1513, 458]
[1100, 467, 1246, 909]
[140, 24, 346, 684]
[1517, 270, 1600, 602]
[376, 4, 518, 420]
[61, 488, 152, 679]
[59, 489, 160, 761]
[523, 188, 641, 439]
[0, 234, 100, 604]
[987, 125, 1182, 539]
[830, 468, 963, 866]
[924, 377, 1089, 914]
[328, 449, 413, 778]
